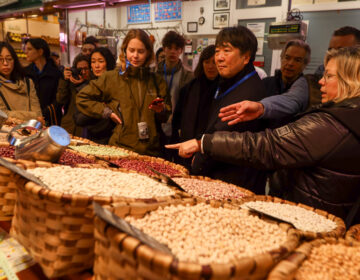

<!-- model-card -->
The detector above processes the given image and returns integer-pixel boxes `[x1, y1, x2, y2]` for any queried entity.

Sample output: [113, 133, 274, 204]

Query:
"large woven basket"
[268, 237, 360, 280]
[345, 224, 360, 243]
[93, 197, 300, 280]
[10, 162, 186, 278]
[0, 156, 27, 221]
[246, 195, 346, 240]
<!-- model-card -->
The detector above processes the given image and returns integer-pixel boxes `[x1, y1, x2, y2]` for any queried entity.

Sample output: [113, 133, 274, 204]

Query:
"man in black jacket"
[190, 26, 268, 194]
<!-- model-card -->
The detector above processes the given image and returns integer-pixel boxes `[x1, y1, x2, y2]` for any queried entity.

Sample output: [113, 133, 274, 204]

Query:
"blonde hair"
[118, 29, 154, 72]
[324, 47, 360, 103]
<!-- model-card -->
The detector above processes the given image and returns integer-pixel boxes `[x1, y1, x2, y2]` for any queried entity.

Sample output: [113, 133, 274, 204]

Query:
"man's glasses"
[0, 58, 14, 64]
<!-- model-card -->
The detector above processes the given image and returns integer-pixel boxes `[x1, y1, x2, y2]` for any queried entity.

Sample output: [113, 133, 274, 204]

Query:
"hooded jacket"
[76, 67, 170, 156]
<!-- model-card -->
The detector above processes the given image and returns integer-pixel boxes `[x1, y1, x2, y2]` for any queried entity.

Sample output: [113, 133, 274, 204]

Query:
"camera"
[70, 67, 81, 79]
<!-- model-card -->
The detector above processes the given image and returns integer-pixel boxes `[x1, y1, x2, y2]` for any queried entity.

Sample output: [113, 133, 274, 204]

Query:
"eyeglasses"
[82, 48, 94, 53]
[0, 58, 14, 64]
[77, 67, 89, 72]
[323, 73, 337, 82]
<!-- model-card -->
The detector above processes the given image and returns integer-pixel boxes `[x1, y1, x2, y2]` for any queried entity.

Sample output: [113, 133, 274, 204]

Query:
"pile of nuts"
[68, 145, 129, 157]
[126, 203, 287, 264]
[244, 201, 337, 232]
[295, 243, 360, 280]
[172, 177, 247, 200]
[28, 166, 175, 198]
[0, 146, 15, 158]
[110, 159, 181, 177]
[58, 151, 96, 166]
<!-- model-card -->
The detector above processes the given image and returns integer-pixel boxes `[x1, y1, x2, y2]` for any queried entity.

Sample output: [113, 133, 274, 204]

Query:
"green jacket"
[76, 67, 170, 156]
[56, 78, 86, 137]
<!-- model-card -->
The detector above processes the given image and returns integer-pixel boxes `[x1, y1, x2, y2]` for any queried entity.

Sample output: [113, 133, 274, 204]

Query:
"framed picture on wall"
[214, 0, 230, 10]
[187, 22, 198, 33]
[213, 12, 229, 29]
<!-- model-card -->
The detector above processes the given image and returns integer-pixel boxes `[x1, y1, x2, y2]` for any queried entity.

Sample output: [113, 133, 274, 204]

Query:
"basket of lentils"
[268, 237, 360, 280]
[93, 197, 300, 280]
[10, 162, 186, 278]
[242, 196, 346, 240]
[170, 175, 254, 202]
[345, 224, 360, 243]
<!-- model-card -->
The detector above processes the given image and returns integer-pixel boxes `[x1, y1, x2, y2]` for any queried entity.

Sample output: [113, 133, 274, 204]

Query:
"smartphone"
[151, 98, 164, 105]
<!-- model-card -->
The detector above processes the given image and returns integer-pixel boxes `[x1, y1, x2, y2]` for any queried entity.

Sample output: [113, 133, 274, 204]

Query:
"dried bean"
[296, 244, 360, 280]
[69, 145, 129, 157]
[126, 203, 288, 264]
[244, 201, 337, 233]
[58, 151, 95, 166]
[172, 177, 247, 200]
[28, 166, 175, 198]
[0, 146, 15, 158]
[111, 159, 181, 176]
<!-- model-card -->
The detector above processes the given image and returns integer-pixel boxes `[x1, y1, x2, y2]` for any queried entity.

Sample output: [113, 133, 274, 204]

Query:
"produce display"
[28, 166, 175, 198]
[295, 243, 360, 280]
[244, 201, 337, 232]
[0, 146, 95, 166]
[172, 177, 247, 200]
[125, 203, 288, 264]
[110, 158, 182, 176]
[68, 145, 129, 157]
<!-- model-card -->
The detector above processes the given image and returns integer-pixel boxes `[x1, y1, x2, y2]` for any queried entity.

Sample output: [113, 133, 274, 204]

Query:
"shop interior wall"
[66, 0, 360, 73]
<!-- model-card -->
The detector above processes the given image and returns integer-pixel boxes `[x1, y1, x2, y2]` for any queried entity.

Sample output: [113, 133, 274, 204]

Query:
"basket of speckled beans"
[10, 161, 189, 278]
[268, 237, 360, 280]
[93, 197, 301, 280]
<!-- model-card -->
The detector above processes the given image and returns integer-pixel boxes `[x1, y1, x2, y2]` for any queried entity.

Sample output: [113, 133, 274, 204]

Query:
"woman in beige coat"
[0, 42, 42, 121]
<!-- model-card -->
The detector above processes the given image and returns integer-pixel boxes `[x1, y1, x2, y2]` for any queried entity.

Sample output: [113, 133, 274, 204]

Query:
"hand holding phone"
[149, 98, 165, 113]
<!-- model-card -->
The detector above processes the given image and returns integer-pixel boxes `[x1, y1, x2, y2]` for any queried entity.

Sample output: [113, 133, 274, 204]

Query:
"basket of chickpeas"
[242, 196, 346, 240]
[93, 197, 300, 280]
[10, 161, 187, 278]
[345, 224, 360, 243]
[268, 237, 360, 280]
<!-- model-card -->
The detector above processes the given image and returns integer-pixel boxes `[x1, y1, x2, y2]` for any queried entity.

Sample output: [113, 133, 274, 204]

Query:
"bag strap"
[0, 87, 11, 111]
[25, 77, 31, 110]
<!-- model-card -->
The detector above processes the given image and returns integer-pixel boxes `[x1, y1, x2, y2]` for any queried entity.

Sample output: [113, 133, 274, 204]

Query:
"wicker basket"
[345, 224, 360, 243]
[93, 198, 300, 280]
[116, 154, 190, 176]
[176, 175, 255, 202]
[0, 156, 28, 221]
[268, 238, 360, 280]
[246, 195, 346, 240]
[10, 162, 186, 278]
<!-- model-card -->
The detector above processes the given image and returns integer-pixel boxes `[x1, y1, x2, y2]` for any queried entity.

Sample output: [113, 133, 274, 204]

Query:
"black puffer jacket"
[202, 97, 360, 224]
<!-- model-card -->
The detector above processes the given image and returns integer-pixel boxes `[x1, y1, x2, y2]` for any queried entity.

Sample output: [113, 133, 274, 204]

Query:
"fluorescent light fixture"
[53, 2, 104, 9]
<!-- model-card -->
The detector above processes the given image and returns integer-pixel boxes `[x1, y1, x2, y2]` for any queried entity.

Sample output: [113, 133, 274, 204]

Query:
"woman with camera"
[74, 47, 116, 144]
[0, 41, 42, 121]
[24, 38, 62, 126]
[77, 29, 170, 156]
[56, 54, 90, 136]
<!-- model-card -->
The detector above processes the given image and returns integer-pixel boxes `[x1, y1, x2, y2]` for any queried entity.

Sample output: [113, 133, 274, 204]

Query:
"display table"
[0, 222, 93, 280]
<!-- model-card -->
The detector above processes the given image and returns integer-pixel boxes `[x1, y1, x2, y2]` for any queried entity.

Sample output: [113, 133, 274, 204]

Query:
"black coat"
[191, 63, 268, 194]
[202, 97, 360, 224]
[25, 61, 62, 125]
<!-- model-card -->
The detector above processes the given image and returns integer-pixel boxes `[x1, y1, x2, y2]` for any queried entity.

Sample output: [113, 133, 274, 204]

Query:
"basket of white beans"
[345, 224, 360, 243]
[243, 195, 346, 240]
[93, 197, 300, 280]
[268, 237, 360, 280]
[10, 162, 187, 278]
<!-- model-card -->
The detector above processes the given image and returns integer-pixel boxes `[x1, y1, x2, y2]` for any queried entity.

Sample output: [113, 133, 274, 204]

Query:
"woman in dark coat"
[24, 38, 62, 126]
[167, 47, 360, 226]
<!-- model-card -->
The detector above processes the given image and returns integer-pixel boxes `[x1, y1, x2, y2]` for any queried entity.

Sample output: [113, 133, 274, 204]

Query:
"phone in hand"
[151, 98, 164, 105]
